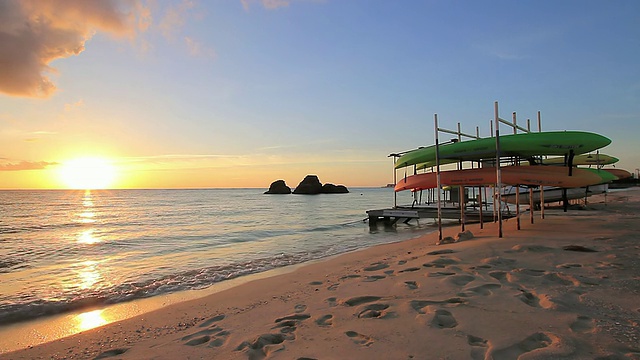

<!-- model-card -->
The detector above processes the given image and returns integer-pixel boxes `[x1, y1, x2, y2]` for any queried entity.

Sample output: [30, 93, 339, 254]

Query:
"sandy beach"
[5, 188, 640, 360]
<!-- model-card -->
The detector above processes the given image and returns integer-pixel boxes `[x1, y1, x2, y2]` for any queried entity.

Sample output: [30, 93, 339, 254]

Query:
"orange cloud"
[0, 0, 140, 98]
[0, 160, 58, 171]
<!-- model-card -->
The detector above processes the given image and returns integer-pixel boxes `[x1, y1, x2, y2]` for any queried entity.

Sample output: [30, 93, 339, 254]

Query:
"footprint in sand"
[427, 249, 456, 255]
[557, 263, 583, 269]
[342, 296, 382, 306]
[326, 297, 338, 307]
[94, 348, 129, 359]
[364, 262, 389, 271]
[236, 314, 312, 358]
[309, 281, 323, 286]
[514, 268, 546, 277]
[563, 245, 598, 252]
[467, 335, 488, 347]
[517, 289, 540, 307]
[405, 281, 419, 290]
[570, 315, 596, 334]
[506, 244, 555, 253]
[423, 257, 460, 268]
[327, 283, 339, 291]
[363, 275, 386, 282]
[542, 272, 581, 286]
[357, 303, 391, 319]
[427, 271, 457, 278]
[398, 267, 421, 273]
[294, 304, 307, 313]
[315, 314, 333, 327]
[431, 309, 457, 328]
[462, 283, 501, 296]
[345, 331, 374, 347]
[488, 332, 567, 360]
[182, 314, 229, 347]
[446, 274, 476, 286]
[272, 314, 311, 338]
[340, 274, 361, 281]
[481, 256, 517, 268]
[182, 326, 230, 347]
[467, 335, 489, 360]
[236, 333, 286, 359]
[410, 298, 466, 314]
[199, 314, 226, 328]
[488, 271, 507, 282]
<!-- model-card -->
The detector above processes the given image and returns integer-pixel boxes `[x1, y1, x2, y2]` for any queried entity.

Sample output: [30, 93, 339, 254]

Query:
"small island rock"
[321, 183, 349, 194]
[264, 180, 291, 194]
[293, 175, 323, 195]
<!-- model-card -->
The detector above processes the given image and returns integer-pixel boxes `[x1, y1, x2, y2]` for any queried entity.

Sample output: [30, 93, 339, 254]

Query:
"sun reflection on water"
[75, 309, 108, 332]
[78, 229, 100, 244]
[77, 260, 102, 289]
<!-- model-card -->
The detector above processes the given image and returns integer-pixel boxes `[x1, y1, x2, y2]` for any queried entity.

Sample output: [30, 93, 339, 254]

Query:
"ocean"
[0, 188, 434, 329]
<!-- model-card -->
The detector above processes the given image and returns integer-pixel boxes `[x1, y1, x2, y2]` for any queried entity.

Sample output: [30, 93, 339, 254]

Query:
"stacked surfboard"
[394, 130, 628, 198]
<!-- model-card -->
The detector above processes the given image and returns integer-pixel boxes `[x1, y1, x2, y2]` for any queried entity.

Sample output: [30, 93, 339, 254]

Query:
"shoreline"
[0, 218, 438, 354]
[5, 188, 640, 359]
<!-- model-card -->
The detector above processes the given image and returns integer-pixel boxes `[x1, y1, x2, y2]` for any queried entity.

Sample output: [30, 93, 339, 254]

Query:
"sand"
[4, 188, 640, 360]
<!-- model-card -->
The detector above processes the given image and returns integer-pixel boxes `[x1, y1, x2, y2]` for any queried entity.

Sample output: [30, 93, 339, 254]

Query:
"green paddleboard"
[395, 131, 611, 169]
[581, 168, 618, 184]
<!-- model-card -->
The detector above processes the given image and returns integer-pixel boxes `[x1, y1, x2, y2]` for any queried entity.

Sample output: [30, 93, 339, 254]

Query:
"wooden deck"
[366, 205, 508, 227]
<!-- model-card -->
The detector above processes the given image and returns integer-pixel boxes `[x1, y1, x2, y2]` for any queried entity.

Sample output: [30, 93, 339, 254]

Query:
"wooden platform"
[366, 205, 506, 227]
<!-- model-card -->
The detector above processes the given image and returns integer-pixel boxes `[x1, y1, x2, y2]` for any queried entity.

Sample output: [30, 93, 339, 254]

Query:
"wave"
[0, 251, 327, 325]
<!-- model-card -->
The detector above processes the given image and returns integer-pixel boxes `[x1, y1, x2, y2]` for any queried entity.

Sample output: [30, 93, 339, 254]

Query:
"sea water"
[0, 188, 432, 327]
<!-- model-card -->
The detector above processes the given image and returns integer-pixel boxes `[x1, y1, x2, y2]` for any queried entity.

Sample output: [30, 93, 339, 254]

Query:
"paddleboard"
[542, 153, 618, 166]
[601, 168, 632, 179]
[503, 184, 608, 204]
[395, 166, 608, 192]
[395, 131, 611, 169]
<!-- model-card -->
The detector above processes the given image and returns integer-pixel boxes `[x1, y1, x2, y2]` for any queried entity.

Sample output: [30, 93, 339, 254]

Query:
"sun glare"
[59, 158, 117, 190]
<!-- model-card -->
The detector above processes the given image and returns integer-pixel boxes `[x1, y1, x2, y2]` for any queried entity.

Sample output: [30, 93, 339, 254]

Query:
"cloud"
[241, 0, 290, 11]
[0, 160, 58, 171]
[0, 0, 141, 98]
[64, 99, 85, 111]
[158, 0, 195, 40]
[185, 37, 216, 59]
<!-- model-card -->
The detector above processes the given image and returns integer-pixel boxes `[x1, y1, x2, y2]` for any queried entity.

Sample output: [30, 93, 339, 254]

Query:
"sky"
[1, 0, 639, 189]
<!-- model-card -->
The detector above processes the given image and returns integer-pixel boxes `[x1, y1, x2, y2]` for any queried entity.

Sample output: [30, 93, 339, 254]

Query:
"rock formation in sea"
[292, 175, 324, 194]
[321, 183, 349, 194]
[292, 175, 349, 195]
[264, 180, 291, 194]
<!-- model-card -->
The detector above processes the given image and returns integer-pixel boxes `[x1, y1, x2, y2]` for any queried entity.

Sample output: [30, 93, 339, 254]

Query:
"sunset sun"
[59, 158, 117, 190]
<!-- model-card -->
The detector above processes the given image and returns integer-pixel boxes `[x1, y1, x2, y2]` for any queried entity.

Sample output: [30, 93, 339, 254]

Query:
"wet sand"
[5, 188, 640, 360]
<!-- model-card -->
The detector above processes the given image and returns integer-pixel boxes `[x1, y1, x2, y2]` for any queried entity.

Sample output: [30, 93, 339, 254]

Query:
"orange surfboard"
[395, 166, 605, 192]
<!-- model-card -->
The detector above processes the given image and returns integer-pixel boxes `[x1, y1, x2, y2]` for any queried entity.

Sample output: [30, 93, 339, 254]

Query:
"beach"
[5, 188, 640, 360]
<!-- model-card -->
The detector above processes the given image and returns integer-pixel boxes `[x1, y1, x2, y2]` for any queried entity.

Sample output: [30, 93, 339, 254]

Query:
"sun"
[59, 158, 117, 190]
